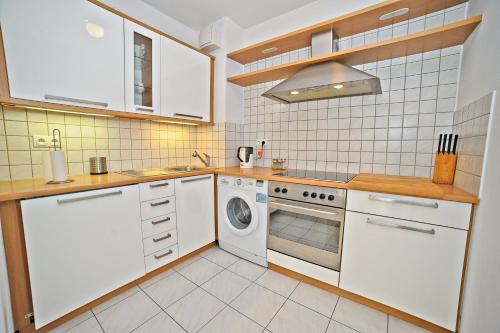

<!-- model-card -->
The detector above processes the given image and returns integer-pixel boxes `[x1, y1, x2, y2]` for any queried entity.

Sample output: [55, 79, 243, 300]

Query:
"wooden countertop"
[0, 167, 479, 204]
[0, 170, 214, 202]
[217, 167, 479, 204]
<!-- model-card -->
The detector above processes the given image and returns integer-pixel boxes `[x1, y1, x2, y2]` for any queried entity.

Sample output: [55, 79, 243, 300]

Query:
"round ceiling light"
[85, 22, 105, 39]
[379, 8, 410, 21]
[290, 90, 300, 95]
[333, 84, 344, 89]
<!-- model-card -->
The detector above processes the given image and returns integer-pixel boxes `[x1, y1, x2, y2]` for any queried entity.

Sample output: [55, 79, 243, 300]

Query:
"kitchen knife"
[452, 134, 459, 155]
[447, 133, 453, 154]
[442, 134, 447, 155]
[438, 134, 442, 154]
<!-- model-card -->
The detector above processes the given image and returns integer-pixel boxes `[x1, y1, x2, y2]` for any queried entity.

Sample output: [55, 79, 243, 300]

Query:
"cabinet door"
[175, 175, 215, 256]
[340, 211, 467, 331]
[0, 0, 125, 110]
[124, 20, 161, 115]
[21, 186, 144, 328]
[161, 37, 211, 122]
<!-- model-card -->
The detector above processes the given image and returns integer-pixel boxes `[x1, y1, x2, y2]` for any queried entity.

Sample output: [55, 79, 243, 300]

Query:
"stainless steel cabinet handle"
[180, 175, 212, 183]
[270, 201, 338, 217]
[153, 233, 172, 242]
[366, 218, 436, 235]
[57, 190, 122, 204]
[151, 217, 170, 225]
[44, 94, 108, 107]
[154, 249, 173, 259]
[174, 113, 203, 119]
[150, 199, 170, 207]
[136, 106, 154, 112]
[149, 182, 169, 188]
[368, 194, 439, 208]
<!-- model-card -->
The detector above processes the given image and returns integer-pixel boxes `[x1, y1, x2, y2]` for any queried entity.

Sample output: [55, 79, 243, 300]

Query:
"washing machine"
[218, 175, 268, 267]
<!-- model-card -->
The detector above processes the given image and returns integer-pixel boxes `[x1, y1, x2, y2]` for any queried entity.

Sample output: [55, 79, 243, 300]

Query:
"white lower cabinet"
[176, 175, 215, 257]
[340, 210, 468, 331]
[21, 186, 145, 328]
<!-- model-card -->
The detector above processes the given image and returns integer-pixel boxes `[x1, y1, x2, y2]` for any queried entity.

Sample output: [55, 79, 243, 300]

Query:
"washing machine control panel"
[219, 176, 268, 192]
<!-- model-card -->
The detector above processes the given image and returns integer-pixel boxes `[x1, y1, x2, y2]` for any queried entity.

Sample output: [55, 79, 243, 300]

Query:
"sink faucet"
[192, 151, 211, 167]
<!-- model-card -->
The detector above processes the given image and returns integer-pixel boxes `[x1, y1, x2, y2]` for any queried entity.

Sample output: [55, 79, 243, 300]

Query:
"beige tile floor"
[49, 246, 431, 333]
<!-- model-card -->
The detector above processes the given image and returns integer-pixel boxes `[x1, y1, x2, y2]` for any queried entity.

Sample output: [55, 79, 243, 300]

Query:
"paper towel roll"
[50, 150, 68, 182]
[42, 151, 53, 182]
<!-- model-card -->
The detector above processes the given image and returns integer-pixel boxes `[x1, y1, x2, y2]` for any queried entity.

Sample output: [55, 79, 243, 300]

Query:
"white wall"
[98, 0, 199, 46]
[456, 0, 500, 332]
[209, 17, 244, 124]
[242, 0, 383, 49]
[0, 218, 13, 333]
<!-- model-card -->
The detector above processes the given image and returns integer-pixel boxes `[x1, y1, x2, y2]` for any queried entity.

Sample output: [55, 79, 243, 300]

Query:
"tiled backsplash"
[0, 105, 242, 181]
[242, 4, 467, 178]
[453, 93, 493, 196]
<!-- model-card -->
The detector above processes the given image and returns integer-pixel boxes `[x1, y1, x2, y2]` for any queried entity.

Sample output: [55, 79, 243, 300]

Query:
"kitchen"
[0, 0, 498, 332]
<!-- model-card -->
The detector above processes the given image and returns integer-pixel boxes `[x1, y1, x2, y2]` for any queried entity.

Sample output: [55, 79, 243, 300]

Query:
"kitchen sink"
[118, 166, 214, 178]
[167, 165, 207, 172]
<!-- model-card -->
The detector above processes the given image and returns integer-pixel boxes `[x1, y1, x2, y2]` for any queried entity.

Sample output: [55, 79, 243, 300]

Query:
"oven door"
[267, 197, 344, 271]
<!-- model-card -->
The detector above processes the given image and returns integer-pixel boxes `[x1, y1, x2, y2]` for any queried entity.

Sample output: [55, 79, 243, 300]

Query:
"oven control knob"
[319, 194, 326, 200]
[274, 187, 281, 193]
[302, 191, 309, 197]
[281, 188, 288, 194]
[328, 195, 335, 201]
[311, 192, 317, 198]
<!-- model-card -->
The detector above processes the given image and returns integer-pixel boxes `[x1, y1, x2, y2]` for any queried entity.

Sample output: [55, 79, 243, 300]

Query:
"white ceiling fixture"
[141, 0, 318, 30]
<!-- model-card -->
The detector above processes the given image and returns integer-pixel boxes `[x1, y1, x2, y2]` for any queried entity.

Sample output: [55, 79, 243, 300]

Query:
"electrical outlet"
[33, 135, 60, 148]
[255, 139, 267, 146]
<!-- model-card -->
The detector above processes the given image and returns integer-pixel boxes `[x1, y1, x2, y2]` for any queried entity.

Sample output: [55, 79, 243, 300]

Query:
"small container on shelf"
[432, 134, 458, 185]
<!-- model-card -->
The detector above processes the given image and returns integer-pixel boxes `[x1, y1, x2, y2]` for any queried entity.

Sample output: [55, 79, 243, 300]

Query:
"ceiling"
[142, 0, 318, 30]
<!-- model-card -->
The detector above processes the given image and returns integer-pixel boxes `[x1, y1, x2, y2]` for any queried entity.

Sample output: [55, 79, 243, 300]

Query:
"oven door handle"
[269, 201, 339, 220]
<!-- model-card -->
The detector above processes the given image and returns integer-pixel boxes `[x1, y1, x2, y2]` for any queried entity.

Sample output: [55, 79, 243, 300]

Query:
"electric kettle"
[237, 147, 254, 169]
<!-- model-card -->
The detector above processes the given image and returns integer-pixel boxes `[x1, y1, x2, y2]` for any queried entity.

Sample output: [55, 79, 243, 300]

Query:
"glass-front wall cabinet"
[125, 20, 160, 115]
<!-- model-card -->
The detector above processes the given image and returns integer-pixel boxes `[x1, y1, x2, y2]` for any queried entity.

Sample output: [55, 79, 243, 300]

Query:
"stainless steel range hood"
[262, 29, 381, 103]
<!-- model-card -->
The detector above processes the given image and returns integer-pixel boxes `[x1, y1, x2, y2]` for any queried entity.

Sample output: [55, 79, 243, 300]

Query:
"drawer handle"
[149, 182, 169, 188]
[368, 194, 439, 208]
[136, 106, 154, 112]
[174, 112, 203, 119]
[44, 94, 108, 107]
[154, 249, 173, 259]
[151, 217, 170, 225]
[366, 218, 435, 235]
[153, 233, 172, 242]
[57, 190, 122, 204]
[150, 200, 169, 207]
[180, 175, 212, 184]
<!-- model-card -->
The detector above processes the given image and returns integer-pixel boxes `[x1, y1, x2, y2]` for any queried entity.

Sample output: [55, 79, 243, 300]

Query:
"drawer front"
[140, 180, 174, 202]
[340, 211, 467, 330]
[143, 230, 177, 255]
[145, 245, 178, 273]
[141, 196, 175, 220]
[142, 213, 177, 238]
[346, 190, 471, 230]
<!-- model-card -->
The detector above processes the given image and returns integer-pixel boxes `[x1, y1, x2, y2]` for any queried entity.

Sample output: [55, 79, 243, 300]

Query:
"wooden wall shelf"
[227, 0, 467, 64]
[227, 16, 481, 87]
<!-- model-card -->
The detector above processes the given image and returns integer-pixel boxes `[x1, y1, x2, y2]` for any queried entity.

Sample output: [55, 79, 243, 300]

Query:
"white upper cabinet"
[161, 37, 211, 122]
[0, 0, 125, 110]
[124, 20, 161, 115]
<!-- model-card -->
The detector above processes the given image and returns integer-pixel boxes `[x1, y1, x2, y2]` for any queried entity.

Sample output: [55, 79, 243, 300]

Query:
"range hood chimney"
[262, 29, 382, 103]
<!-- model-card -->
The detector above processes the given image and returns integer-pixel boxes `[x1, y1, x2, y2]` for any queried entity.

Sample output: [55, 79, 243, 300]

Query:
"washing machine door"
[224, 192, 258, 236]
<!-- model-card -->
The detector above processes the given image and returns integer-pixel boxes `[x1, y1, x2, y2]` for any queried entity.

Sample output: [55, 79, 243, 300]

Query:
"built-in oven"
[267, 181, 346, 271]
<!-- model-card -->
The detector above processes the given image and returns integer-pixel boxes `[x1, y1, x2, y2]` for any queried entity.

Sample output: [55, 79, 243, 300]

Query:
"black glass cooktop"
[274, 169, 357, 183]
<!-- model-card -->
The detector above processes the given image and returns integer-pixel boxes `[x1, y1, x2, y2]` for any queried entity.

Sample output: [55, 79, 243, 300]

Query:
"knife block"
[432, 153, 457, 185]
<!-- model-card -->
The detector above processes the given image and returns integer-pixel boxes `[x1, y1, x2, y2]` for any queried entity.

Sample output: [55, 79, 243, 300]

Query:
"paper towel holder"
[45, 128, 75, 184]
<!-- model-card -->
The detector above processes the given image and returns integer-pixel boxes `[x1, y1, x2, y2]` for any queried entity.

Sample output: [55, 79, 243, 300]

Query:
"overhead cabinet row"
[0, 0, 212, 122]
